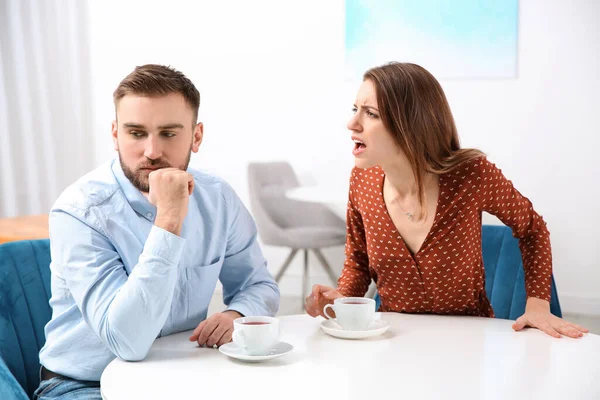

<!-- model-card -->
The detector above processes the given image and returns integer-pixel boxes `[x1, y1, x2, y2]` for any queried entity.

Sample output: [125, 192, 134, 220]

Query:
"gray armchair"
[247, 162, 346, 300]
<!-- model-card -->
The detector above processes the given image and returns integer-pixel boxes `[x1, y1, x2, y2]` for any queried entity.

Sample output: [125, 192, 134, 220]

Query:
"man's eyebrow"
[121, 123, 185, 130]
[122, 123, 146, 129]
[158, 123, 184, 130]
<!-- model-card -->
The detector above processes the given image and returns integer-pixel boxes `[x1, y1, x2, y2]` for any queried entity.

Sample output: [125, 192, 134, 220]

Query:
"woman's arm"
[477, 157, 552, 302]
[478, 157, 587, 338]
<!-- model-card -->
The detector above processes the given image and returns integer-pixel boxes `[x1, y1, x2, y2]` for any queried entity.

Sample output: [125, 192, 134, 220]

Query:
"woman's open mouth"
[352, 138, 366, 156]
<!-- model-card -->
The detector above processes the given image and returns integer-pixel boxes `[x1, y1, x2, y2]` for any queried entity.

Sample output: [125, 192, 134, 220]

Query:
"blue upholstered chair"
[374, 225, 562, 319]
[0, 239, 52, 399]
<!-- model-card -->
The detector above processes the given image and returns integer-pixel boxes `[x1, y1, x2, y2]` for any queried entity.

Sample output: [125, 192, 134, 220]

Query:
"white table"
[100, 313, 600, 400]
[286, 185, 348, 219]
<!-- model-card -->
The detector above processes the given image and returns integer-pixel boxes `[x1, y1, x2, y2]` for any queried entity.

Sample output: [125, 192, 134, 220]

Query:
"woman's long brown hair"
[364, 62, 484, 219]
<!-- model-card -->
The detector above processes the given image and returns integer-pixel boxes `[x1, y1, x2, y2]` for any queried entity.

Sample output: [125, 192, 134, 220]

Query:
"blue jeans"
[32, 377, 101, 400]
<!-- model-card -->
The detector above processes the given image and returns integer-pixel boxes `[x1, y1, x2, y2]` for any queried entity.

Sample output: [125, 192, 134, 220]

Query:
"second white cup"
[323, 297, 376, 331]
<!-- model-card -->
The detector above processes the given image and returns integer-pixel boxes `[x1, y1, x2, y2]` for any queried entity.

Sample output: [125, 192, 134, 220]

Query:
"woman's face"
[347, 79, 403, 169]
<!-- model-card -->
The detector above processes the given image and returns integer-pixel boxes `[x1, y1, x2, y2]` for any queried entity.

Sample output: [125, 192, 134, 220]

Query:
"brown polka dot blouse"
[337, 157, 552, 317]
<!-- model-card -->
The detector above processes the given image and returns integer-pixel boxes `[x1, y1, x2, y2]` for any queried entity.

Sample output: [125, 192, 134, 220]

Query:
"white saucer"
[320, 319, 390, 339]
[219, 341, 293, 362]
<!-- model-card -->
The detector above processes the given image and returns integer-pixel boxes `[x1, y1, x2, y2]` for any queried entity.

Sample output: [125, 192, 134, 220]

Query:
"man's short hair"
[113, 64, 200, 123]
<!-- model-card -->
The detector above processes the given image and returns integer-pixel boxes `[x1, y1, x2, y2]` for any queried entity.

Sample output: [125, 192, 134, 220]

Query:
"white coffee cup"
[232, 316, 279, 356]
[323, 297, 376, 331]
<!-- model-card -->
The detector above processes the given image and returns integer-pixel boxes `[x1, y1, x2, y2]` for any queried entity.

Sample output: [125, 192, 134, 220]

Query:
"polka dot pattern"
[337, 157, 552, 317]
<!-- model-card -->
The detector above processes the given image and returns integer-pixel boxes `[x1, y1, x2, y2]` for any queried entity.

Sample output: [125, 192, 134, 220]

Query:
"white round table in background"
[286, 185, 348, 219]
[100, 313, 600, 400]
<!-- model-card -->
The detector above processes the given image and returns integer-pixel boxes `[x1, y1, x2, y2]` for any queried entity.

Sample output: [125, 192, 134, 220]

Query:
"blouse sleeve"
[477, 158, 552, 301]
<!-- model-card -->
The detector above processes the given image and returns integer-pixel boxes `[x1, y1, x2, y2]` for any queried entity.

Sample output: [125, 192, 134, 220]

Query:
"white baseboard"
[558, 293, 600, 316]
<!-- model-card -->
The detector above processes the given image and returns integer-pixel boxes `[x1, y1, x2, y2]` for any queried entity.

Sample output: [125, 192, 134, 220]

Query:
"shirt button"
[146, 212, 153, 218]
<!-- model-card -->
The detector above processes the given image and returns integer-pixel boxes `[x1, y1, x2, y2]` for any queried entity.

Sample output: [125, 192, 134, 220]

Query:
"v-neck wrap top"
[337, 157, 552, 317]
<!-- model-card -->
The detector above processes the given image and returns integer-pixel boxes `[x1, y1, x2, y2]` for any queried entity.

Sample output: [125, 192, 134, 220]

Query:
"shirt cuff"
[143, 225, 186, 265]
[525, 290, 551, 303]
[225, 303, 254, 318]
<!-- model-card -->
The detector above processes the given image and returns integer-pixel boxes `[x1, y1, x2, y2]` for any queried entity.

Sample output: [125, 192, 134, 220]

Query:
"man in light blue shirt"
[35, 64, 279, 399]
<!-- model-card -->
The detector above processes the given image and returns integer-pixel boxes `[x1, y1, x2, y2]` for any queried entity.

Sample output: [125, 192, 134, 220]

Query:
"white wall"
[88, 0, 600, 315]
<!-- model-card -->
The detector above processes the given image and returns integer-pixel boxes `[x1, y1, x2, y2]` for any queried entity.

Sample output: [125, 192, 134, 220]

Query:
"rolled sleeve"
[143, 225, 186, 265]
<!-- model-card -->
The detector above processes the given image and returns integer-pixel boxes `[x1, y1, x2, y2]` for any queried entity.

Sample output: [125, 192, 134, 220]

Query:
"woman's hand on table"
[512, 297, 589, 338]
[305, 284, 343, 318]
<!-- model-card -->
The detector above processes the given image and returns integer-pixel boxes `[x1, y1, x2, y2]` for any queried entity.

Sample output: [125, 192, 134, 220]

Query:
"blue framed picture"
[345, 0, 519, 79]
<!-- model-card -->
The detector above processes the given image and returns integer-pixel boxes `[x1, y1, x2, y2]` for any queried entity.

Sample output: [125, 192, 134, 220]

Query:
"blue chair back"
[0, 240, 52, 398]
[481, 224, 561, 319]
[374, 225, 562, 319]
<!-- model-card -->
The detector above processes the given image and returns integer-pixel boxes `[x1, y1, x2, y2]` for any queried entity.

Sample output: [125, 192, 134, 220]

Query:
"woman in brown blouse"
[305, 62, 588, 338]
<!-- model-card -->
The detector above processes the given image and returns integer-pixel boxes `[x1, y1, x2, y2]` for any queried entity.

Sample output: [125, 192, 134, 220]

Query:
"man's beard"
[119, 149, 192, 193]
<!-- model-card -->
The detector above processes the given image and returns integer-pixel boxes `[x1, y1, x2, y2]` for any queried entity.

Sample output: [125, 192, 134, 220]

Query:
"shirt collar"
[111, 158, 157, 222]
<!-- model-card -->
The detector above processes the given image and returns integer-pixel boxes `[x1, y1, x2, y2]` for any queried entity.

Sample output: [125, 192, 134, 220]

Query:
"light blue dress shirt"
[39, 159, 280, 381]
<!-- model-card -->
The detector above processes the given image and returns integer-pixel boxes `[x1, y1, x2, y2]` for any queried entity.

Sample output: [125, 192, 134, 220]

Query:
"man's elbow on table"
[112, 342, 151, 362]
[104, 329, 153, 362]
